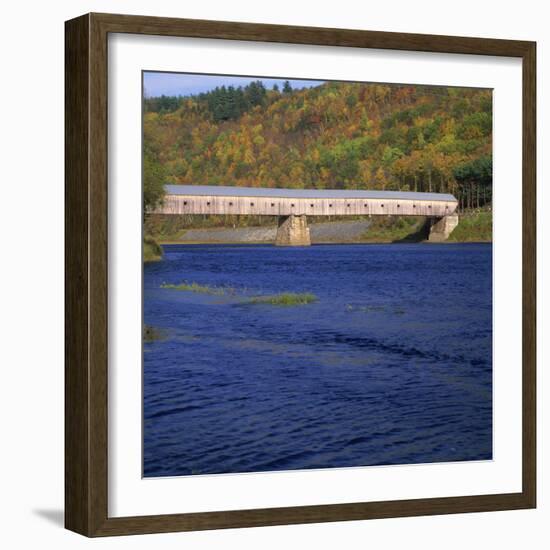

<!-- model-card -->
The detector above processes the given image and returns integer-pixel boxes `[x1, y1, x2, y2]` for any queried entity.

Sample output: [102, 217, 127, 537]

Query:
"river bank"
[143, 235, 163, 262]
[151, 210, 492, 245]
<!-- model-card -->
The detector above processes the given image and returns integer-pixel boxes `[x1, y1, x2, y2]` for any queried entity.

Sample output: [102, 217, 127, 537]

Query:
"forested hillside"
[144, 80, 492, 211]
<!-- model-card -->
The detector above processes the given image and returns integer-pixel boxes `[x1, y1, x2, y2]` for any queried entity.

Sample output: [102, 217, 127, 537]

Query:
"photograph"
[141, 72, 493, 478]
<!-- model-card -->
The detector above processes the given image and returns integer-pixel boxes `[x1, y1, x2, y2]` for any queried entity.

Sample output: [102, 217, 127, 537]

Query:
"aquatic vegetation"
[161, 282, 314, 306]
[143, 325, 167, 342]
[345, 304, 385, 313]
[160, 281, 231, 295]
[247, 292, 317, 306]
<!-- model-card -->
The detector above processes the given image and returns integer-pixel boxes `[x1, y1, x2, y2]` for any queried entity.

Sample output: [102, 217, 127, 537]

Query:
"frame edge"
[65, 12, 537, 537]
[65, 13, 92, 536]
[521, 40, 537, 509]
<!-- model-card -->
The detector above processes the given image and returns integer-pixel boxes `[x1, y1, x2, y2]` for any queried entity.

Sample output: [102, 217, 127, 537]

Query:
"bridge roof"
[165, 185, 457, 203]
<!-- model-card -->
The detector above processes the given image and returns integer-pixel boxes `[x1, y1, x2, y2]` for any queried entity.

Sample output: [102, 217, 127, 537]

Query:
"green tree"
[454, 155, 492, 210]
[382, 146, 404, 167]
[246, 81, 267, 107]
[143, 150, 166, 213]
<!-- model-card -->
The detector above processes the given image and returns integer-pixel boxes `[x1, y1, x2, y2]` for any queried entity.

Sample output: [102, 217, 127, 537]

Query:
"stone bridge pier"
[275, 214, 311, 246]
[428, 214, 459, 242]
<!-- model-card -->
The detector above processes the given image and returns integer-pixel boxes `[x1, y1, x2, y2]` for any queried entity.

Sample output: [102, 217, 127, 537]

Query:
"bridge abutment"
[428, 214, 459, 242]
[275, 215, 311, 246]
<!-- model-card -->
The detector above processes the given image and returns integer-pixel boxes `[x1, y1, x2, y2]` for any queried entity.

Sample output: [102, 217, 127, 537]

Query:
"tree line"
[144, 80, 294, 121]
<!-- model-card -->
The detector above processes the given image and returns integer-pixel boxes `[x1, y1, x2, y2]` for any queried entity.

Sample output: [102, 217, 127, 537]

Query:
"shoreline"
[149, 211, 493, 245]
[157, 239, 493, 245]
[151, 211, 492, 246]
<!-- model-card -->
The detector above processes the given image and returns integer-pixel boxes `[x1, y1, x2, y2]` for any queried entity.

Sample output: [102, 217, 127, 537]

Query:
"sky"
[143, 72, 325, 98]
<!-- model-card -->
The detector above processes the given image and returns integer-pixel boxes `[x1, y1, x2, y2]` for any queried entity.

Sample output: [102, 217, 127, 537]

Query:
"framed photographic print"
[65, 13, 536, 537]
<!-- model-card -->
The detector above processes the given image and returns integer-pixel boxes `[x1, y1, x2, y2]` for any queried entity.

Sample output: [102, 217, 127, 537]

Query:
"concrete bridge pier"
[428, 214, 459, 242]
[275, 214, 311, 246]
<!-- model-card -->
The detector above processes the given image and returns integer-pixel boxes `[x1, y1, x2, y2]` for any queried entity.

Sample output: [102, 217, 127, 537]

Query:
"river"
[143, 243, 492, 477]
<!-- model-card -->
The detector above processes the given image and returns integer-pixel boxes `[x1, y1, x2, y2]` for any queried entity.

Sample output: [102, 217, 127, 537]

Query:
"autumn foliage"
[144, 81, 492, 211]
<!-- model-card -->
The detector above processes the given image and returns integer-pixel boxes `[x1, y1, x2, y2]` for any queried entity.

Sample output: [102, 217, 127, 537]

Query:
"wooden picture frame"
[65, 12, 536, 537]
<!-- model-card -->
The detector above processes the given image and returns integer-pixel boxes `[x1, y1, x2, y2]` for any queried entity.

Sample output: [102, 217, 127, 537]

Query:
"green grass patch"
[360, 216, 428, 243]
[247, 292, 317, 306]
[160, 281, 230, 296]
[161, 282, 316, 306]
[359, 210, 492, 243]
[447, 209, 492, 242]
[143, 235, 163, 262]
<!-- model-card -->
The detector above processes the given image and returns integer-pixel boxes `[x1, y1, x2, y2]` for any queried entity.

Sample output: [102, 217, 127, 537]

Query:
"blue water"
[143, 243, 492, 477]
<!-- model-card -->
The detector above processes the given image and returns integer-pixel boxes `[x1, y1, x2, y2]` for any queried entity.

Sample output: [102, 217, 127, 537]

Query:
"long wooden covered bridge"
[155, 185, 459, 245]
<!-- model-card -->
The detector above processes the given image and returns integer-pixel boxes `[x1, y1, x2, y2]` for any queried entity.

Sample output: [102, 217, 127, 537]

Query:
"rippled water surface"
[143, 243, 492, 477]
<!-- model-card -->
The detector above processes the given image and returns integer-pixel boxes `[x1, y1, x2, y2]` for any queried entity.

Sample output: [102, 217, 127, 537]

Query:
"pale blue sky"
[143, 72, 325, 98]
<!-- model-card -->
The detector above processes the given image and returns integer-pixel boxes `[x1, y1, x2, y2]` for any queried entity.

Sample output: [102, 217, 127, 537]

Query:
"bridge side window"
[183, 201, 187, 205]
[397, 204, 400, 208]
[206, 202, 210, 206]
[250, 202, 254, 207]
[347, 203, 351, 207]
[381, 204, 384, 208]
[329, 204, 332, 208]
[413, 204, 416, 208]
[310, 204, 314, 208]
[229, 202, 233, 206]
[291, 204, 295, 207]
[271, 203, 275, 207]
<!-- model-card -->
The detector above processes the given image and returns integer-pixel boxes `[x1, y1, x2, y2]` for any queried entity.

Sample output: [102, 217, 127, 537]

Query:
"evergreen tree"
[246, 81, 267, 107]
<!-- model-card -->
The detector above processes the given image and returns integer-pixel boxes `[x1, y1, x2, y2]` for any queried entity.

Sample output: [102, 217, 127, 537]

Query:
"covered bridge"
[155, 185, 459, 246]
